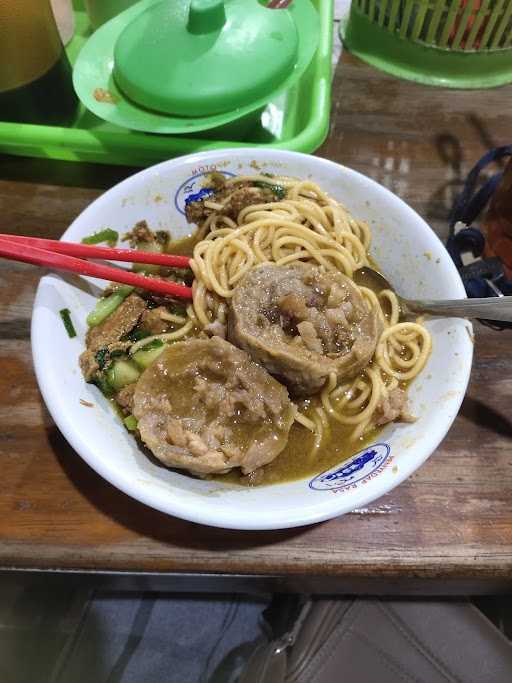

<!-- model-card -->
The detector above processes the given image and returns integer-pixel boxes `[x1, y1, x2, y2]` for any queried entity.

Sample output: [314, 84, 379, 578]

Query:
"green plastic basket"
[341, 0, 512, 88]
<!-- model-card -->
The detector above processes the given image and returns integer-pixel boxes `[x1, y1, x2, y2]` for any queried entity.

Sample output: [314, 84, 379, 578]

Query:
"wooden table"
[1, 52, 511, 595]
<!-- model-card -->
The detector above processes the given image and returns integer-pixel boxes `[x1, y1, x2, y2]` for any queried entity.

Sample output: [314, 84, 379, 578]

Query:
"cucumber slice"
[132, 241, 162, 274]
[132, 341, 166, 369]
[92, 374, 115, 398]
[106, 359, 141, 390]
[123, 415, 138, 431]
[87, 285, 134, 327]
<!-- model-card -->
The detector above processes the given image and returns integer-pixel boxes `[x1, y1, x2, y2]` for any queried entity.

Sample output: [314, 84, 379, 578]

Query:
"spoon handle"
[404, 296, 512, 322]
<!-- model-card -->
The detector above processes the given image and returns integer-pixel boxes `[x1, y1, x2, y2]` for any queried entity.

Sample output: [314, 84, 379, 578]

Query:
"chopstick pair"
[0, 234, 193, 300]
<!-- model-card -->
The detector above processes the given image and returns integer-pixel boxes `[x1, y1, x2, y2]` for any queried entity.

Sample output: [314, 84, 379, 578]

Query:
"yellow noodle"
[203, 200, 224, 211]
[225, 174, 298, 188]
[159, 311, 187, 324]
[321, 368, 382, 426]
[129, 320, 195, 354]
[375, 322, 432, 381]
[294, 407, 317, 432]
[379, 289, 400, 326]
[310, 410, 325, 454]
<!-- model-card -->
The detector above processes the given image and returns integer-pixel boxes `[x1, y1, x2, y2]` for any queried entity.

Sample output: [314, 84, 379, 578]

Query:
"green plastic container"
[341, 0, 512, 88]
[73, 0, 319, 135]
[0, 0, 332, 166]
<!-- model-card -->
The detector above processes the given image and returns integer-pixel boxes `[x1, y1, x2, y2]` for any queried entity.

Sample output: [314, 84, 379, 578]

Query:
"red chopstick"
[0, 237, 192, 300]
[0, 234, 191, 268]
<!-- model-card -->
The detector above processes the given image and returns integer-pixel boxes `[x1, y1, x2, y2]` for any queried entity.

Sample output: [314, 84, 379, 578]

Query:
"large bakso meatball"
[133, 337, 294, 476]
[228, 263, 381, 397]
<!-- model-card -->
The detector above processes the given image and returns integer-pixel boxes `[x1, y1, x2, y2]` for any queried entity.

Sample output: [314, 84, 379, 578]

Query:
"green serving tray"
[0, 0, 332, 167]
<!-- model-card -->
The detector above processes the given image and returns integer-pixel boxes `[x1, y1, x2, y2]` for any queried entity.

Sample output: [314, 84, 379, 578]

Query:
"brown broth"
[216, 403, 383, 487]
[166, 232, 199, 257]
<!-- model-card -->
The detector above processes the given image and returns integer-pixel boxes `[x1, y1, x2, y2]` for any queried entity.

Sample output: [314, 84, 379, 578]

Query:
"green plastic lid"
[113, 0, 299, 116]
[72, 0, 319, 135]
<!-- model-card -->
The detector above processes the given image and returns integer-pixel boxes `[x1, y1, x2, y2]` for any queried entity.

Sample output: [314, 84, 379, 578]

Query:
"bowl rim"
[31, 148, 473, 530]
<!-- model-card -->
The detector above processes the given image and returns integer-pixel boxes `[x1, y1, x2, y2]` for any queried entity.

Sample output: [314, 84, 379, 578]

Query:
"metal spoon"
[353, 266, 512, 322]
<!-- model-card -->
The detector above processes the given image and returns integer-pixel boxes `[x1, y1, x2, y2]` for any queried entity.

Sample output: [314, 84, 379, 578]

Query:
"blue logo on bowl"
[174, 171, 236, 216]
[309, 443, 391, 491]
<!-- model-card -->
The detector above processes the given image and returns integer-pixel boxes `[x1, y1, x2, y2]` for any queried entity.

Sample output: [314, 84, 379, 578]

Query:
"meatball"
[132, 337, 294, 476]
[228, 263, 381, 397]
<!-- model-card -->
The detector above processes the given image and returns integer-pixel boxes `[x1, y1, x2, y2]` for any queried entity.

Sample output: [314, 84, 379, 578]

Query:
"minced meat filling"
[139, 307, 171, 335]
[185, 178, 280, 226]
[273, 283, 358, 356]
[116, 383, 136, 414]
[122, 220, 154, 247]
[375, 387, 416, 426]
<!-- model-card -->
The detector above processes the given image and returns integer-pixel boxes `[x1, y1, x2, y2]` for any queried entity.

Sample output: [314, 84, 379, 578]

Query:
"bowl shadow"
[459, 394, 512, 439]
[47, 422, 314, 552]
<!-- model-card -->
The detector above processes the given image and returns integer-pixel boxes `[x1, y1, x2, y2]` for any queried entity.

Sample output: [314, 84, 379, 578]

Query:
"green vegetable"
[59, 308, 76, 338]
[86, 285, 134, 327]
[167, 303, 187, 317]
[95, 347, 126, 372]
[155, 230, 170, 247]
[132, 340, 165, 369]
[123, 415, 138, 431]
[92, 375, 115, 398]
[95, 347, 109, 371]
[253, 181, 286, 200]
[82, 228, 119, 247]
[208, 171, 227, 188]
[132, 240, 163, 274]
[106, 359, 141, 391]
[271, 185, 286, 200]
[138, 339, 164, 351]
[123, 328, 150, 343]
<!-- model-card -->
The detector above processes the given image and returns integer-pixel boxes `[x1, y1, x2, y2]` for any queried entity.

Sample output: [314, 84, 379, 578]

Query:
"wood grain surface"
[1, 53, 511, 591]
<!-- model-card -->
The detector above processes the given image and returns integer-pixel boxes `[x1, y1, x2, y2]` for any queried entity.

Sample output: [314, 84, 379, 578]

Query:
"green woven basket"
[341, 0, 512, 88]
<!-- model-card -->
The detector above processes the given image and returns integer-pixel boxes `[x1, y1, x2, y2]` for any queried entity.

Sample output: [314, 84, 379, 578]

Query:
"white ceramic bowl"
[31, 149, 473, 530]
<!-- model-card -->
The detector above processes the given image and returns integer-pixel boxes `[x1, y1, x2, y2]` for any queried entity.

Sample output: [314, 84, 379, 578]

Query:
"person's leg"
[0, 578, 92, 683]
[0, 581, 271, 683]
